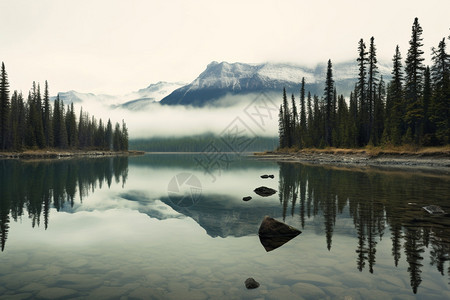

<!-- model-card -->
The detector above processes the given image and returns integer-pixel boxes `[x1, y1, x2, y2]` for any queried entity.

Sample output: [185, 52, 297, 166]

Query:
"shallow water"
[0, 154, 449, 299]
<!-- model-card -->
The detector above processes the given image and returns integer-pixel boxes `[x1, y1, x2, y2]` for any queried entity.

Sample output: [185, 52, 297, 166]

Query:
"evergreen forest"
[279, 18, 449, 149]
[0, 67, 128, 152]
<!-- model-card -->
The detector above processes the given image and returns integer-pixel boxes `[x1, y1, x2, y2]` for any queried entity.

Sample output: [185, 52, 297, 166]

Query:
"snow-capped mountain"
[160, 61, 392, 106]
[53, 81, 185, 109]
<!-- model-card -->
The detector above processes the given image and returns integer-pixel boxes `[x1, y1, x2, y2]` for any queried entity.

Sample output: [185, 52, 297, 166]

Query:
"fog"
[73, 92, 282, 139]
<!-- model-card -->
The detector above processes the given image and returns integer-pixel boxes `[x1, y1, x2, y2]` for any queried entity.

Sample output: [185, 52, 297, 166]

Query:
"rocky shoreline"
[0, 150, 145, 160]
[254, 151, 450, 174]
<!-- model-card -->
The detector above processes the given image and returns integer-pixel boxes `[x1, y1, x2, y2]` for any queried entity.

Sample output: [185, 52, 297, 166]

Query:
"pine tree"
[367, 37, 379, 143]
[372, 76, 385, 145]
[43, 81, 53, 147]
[9, 91, 20, 150]
[121, 120, 129, 151]
[404, 17, 425, 144]
[31, 83, 45, 148]
[0, 62, 10, 150]
[66, 103, 77, 148]
[357, 39, 369, 145]
[422, 66, 433, 144]
[389, 45, 405, 145]
[312, 94, 321, 147]
[336, 94, 349, 147]
[53, 96, 68, 148]
[348, 90, 358, 147]
[306, 91, 313, 147]
[25, 92, 36, 148]
[290, 93, 298, 147]
[282, 88, 291, 148]
[324, 59, 334, 146]
[113, 122, 121, 151]
[299, 77, 307, 147]
[105, 119, 113, 151]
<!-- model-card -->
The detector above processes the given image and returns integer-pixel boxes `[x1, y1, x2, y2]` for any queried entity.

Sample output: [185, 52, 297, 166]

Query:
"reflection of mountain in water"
[160, 194, 282, 238]
[0, 157, 129, 252]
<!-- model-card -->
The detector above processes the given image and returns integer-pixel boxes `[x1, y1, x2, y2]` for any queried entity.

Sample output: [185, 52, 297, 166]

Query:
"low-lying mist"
[74, 92, 282, 139]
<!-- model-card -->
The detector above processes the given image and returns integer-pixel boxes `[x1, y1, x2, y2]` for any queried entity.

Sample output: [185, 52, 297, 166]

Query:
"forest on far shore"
[279, 18, 449, 150]
[0, 68, 128, 152]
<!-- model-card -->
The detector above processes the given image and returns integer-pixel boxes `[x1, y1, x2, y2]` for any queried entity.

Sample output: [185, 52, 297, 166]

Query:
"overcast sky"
[1, 0, 449, 96]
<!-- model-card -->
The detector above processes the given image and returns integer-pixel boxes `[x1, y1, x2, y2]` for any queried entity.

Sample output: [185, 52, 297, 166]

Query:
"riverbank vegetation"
[278, 18, 449, 151]
[0, 67, 128, 152]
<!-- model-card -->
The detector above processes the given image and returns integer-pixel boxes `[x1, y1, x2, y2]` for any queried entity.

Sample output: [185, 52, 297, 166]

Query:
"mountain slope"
[160, 61, 392, 107]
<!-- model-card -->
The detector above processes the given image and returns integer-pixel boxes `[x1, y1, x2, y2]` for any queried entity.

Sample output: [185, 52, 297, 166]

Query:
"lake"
[0, 154, 449, 299]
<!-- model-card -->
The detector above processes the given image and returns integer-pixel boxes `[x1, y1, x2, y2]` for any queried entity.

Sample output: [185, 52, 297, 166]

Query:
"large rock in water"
[258, 216, 301, 252]
[254, 186, 277, 197]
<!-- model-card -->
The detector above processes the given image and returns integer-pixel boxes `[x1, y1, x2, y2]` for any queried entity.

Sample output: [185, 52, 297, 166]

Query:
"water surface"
[0, 154, 449, 299]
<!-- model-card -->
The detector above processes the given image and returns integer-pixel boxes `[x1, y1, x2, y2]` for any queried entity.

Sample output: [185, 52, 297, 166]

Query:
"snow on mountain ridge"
[185, 61, 316, 94]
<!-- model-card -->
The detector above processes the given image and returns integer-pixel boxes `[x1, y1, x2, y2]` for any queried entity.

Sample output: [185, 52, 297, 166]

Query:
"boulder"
[258, 216, 301, 251]
[242, 196, 252, 201]
[244, 278, 260, 289]
[254, 186, 277, 197]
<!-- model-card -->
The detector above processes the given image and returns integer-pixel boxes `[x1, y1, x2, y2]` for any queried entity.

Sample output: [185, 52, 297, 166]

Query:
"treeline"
[279, 18, 449, 149]
[0, 64, 128, 151]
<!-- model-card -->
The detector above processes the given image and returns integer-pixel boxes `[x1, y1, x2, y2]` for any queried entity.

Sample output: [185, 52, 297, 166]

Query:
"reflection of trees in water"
[278, 162, 450, 294]
[0, 157, 128, 251]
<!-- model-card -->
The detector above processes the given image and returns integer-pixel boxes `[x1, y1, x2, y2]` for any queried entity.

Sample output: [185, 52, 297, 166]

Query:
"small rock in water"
[254, 186, 277, 197]
[242, 196, 252, 201]
[422, 205, 445, 214]
[245, 278, 260, 289]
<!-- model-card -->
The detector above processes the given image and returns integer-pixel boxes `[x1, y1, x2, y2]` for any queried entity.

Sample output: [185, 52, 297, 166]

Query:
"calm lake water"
[0, 154, 449, 299]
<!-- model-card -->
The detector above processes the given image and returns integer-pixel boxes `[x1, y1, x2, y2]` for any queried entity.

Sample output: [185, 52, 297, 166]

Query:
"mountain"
[53, 81, 185, 110]
[160, 61, 392, 107]
[120, 81, 186, 110]
[51, 90, 117, 105]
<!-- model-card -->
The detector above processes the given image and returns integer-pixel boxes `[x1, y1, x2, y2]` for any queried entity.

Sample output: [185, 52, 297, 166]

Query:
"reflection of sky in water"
[1, 155, 450, 299]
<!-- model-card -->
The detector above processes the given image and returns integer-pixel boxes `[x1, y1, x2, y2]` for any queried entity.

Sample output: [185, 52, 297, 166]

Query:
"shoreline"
[0, 150, 145, 160]
[254, 149, 450, 174]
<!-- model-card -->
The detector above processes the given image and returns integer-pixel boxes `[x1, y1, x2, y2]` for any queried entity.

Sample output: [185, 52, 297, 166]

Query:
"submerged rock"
[245, 278, 260, 289]
[422, 205, 445, 214]
[258, 216, 301, 252]
[254, 186, 277, 197]
[242, 196, 252, 201]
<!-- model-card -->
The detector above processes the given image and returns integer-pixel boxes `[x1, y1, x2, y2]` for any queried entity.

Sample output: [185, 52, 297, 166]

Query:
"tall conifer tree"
[324, 59, 334, 146]
[404, 17, 425, 143]
[0, 62, 10, 150]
